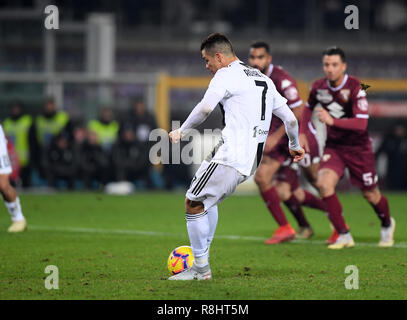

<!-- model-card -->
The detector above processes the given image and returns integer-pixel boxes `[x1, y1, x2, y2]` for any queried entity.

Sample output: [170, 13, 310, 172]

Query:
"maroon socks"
[323, 193, 349, 234]
[303, 190, 327, 212]
[284, 195, 310, 228]
[371, 195, 391, 227]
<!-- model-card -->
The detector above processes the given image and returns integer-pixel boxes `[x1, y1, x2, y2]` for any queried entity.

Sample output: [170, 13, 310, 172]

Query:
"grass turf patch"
[0, 192, 406, 299]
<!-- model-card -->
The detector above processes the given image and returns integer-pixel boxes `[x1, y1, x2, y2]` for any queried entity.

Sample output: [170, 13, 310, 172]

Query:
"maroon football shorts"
[265, 126, 321, 191]
[299, 127, 320, 168]
[264, 124, 320, 167]
[263, 137, 289, 164]
[319, 143, 378, 191]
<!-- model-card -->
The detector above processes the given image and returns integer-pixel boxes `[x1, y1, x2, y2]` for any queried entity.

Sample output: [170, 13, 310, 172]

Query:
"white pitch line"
[28, 225, 407, 249]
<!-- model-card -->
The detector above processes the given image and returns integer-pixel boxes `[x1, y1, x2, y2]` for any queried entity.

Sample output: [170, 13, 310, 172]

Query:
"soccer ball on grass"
[167, 246, 194, 275]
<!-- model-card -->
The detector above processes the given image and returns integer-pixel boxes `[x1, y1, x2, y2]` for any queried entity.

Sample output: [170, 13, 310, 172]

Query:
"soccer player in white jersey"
[168, 33, 304, 280]
[0, 124, 26, 232]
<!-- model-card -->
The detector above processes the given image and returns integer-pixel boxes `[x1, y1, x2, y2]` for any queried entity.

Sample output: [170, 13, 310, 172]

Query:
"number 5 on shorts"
[362, 172, 375, 186]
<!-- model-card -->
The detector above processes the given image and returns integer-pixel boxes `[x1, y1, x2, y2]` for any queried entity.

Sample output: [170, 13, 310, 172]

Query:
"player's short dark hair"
[200, 33, 235, 56]
[250, 41, 270, 53]
[323, 47, 346, 62]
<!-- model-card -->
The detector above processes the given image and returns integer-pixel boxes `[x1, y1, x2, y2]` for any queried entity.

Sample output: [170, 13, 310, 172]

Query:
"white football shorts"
[0, 126, 12, 175]
[186, 160, 248, 211]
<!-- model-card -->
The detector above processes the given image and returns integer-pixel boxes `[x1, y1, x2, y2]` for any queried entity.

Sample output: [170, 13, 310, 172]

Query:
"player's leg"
[274, 167, 313, 238]
[317, 168, 354, 249]
[293, 186, 326, 212]
[0, 128, 27, 232]
[298, 131, 327, 211]
[254, 156, 295, 243]
[168, 197, 213, 281]
[347, 146, 395, 247]
[362, 187, 390, 226]
[274, 180, 291, 202]
[301, 163, 328, 212]
[182, 161, 213, 273]
[0, 174, 26, 232]
[277, 181, 313, 237]
[206, 205, 218, 249]
[302, 162, 319, 188]
[170, 161, 246, 280]
[317, 147, 354, 248]
[362, 188, 394, 247]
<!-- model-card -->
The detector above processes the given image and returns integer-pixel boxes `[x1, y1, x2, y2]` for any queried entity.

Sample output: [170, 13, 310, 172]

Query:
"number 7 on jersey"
[255, 80, 268, 120]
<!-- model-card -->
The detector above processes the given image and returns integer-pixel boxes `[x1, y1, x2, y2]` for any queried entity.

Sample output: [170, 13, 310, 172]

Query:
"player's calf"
[362, 188, 391, 228]
[362, 188, 381, 205]
[0, 175, 17, 202]
[316, 179, 336, 198]
[254, 168, 272, 191]
[184, 198, 211, 270]
[303, 163, 319, 188]
[254, 157, 280, 191]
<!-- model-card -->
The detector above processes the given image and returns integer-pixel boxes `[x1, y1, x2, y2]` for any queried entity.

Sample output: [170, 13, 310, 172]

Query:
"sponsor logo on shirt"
[316, 89, 333, 104]
[326, 102, 345, 119]
[357, 89, 367, 98]
[252, 126, 269, 137]
[340, 89, 350, 102]
[243, 69, 262, 77]
[284, 87, 299, 101]
[281, 79, 292, 90]
[357, 98, 368, 111]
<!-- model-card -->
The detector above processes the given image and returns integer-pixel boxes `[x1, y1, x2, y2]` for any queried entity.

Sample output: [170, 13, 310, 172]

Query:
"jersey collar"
[228, 59, 241, 67]
[266, 64, 274, 77]
[327, 74, 348, 91]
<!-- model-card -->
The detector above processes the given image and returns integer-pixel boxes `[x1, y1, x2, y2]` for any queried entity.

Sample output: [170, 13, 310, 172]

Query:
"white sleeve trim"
[308, 121, 317, 136]
[356, 114, 369, 119]
[288, 100, 303, 109]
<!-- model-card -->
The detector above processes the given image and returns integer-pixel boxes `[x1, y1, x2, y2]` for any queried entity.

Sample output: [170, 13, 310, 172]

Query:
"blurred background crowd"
[2, 97, 187, 191]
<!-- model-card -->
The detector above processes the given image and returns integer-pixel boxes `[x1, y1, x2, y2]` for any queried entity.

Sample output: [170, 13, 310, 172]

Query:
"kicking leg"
[206, 205, 218, 249]
[169, 199, 212, 281]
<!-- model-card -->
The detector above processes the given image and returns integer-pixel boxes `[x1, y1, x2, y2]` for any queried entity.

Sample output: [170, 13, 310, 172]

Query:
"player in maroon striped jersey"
[249, 42, 327, 244]
[300, 47, 395, 249]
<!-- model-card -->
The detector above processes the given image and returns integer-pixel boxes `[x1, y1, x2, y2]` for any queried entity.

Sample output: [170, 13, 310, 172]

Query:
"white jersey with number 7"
[207, 60, 288, 176]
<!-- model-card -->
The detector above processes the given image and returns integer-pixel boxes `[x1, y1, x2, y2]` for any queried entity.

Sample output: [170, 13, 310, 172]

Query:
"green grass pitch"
[0, 192, 406, 300]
